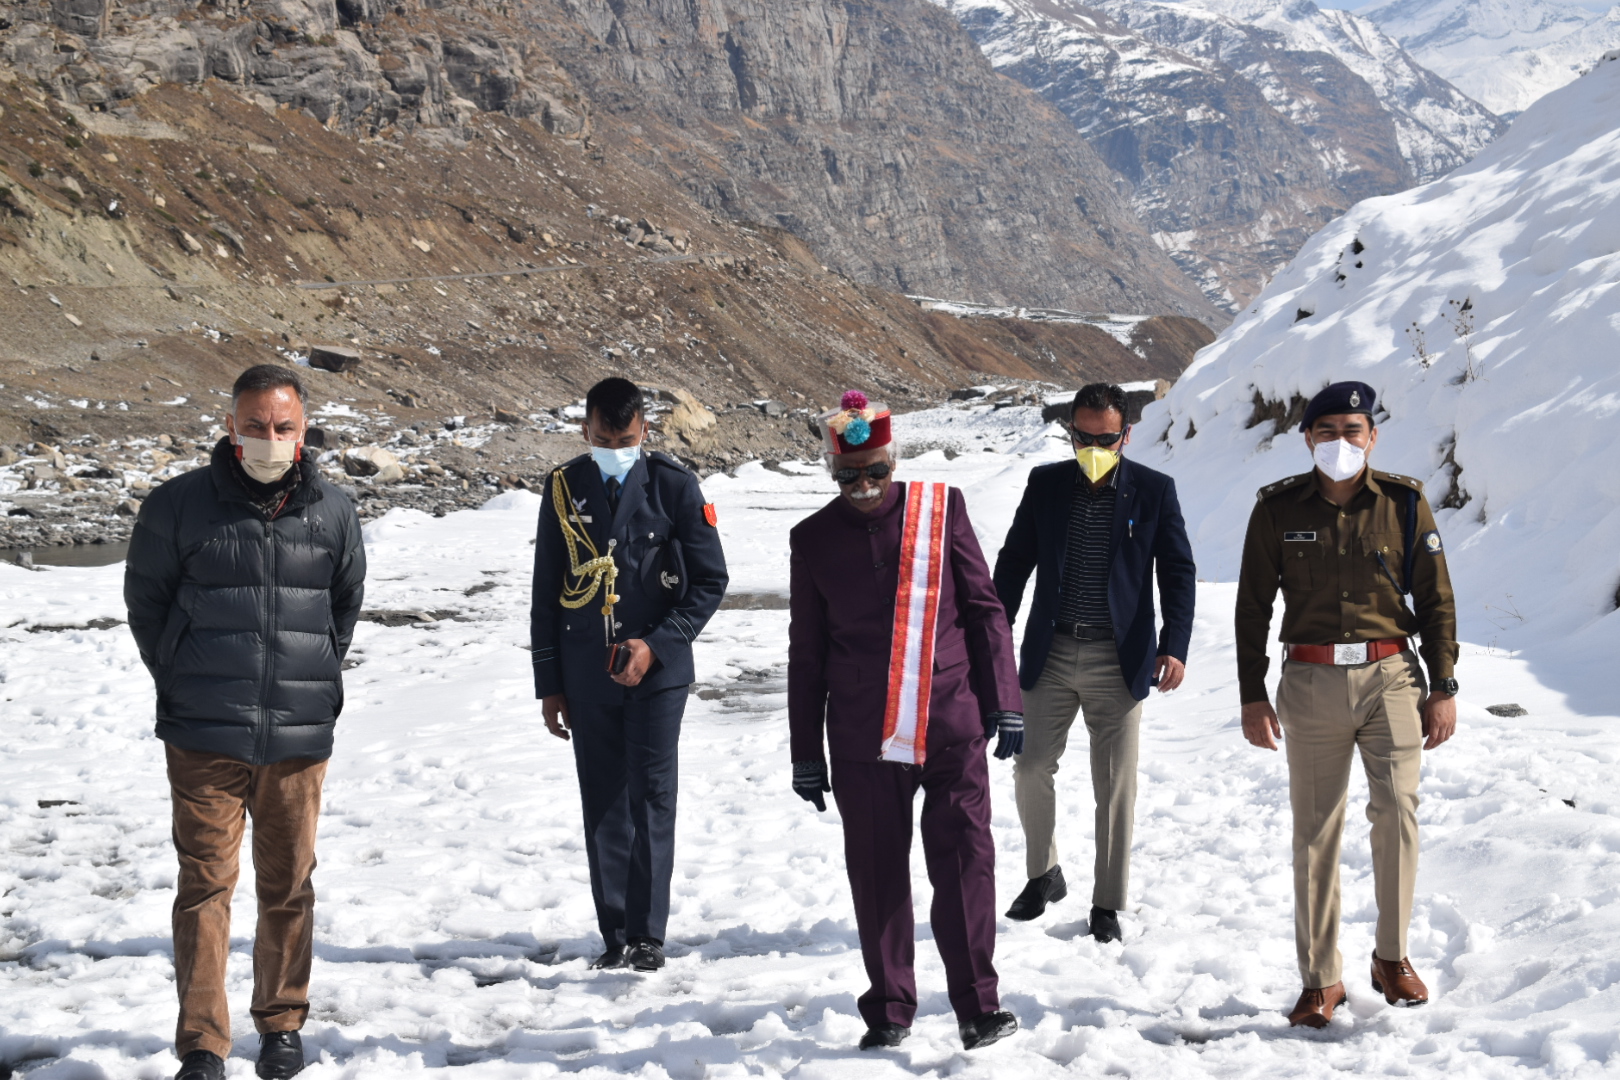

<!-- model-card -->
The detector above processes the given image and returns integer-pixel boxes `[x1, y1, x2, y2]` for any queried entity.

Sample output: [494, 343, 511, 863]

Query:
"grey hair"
[823, 443, 899, 475]
[231, 364, 308, 413]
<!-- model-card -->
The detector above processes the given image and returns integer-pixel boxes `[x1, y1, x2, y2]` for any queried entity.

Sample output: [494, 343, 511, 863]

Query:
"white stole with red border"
[880, 482, 949, 766]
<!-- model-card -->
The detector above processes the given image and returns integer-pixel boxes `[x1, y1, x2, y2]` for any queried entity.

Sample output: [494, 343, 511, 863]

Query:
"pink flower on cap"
[840, 390, 869, 411]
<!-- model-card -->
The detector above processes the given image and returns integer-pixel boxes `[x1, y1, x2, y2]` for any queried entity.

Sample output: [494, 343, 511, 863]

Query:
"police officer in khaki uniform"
[1236, 381, 1458, 1029]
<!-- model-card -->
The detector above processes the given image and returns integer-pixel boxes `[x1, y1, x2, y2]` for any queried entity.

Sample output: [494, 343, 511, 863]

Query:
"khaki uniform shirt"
[1236, 469, 1457, 704]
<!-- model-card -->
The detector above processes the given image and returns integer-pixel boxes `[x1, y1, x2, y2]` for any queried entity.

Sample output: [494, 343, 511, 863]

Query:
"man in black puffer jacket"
[125, 364, 365, 1080]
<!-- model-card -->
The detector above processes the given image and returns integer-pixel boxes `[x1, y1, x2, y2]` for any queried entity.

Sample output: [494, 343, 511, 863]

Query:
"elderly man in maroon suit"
[788, 391, 1024, 1052]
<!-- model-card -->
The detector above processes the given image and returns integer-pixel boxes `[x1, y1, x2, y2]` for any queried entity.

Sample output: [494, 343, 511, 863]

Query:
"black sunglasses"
[1070, 426, 1128, 447]
[832, 462, 893, 485]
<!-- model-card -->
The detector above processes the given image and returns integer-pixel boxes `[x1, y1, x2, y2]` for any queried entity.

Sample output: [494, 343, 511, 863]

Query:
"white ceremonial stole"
[880, 482, 949, 766]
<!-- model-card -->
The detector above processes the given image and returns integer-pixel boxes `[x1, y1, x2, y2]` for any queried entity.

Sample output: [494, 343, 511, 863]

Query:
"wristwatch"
[1432, 677, 1459, 696]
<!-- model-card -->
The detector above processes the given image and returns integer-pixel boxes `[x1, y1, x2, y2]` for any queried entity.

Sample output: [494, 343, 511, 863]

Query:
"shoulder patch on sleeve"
[1422, 529, 1443, 554]
[703, 503, 718, 527]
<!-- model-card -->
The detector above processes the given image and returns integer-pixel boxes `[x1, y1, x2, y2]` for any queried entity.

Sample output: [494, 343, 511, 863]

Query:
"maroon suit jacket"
[789, 482, 1023, 763]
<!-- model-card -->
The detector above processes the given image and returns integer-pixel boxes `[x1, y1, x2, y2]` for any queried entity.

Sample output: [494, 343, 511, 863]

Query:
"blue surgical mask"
[592, 444, 641, 481]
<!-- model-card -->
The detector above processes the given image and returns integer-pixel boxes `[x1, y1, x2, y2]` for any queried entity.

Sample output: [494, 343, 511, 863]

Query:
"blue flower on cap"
[844, 416, 871, 445]
[1300, 381, 1378, 431]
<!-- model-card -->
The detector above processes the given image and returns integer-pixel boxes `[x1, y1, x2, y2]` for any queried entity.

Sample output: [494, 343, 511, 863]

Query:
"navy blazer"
[993, 456, 1196, 701]
[531, 451, 729, 704]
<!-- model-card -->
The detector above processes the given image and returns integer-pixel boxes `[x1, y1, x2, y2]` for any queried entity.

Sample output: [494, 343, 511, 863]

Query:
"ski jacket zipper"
[254, 514, 276, 765]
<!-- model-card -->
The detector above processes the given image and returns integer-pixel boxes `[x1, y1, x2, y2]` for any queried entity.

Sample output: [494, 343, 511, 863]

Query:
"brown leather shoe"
[1370, 954, 1429, 1006]
[1287, 982, 1346, 1028]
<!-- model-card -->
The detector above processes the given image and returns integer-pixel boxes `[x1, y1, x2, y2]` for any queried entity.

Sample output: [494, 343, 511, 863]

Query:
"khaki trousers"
[1276, 653, 1424, 988]
[1013, 636, 1143, 909]
[166, 745, 327, 1059]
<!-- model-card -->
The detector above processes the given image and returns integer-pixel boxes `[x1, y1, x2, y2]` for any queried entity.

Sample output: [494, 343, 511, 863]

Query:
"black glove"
[792, 760, 831, 812]
[985, 711, 1024, 760]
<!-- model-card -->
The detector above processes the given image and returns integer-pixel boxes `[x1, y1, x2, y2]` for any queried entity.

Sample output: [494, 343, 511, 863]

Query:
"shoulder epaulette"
[1373, 469, 1424, 494]
[1257, 473, 1312, 500]
[647, 450, 693, 474]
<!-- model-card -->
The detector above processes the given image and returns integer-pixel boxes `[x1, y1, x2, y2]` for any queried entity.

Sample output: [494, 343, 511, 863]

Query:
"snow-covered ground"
[4, 406, 1619, 1076]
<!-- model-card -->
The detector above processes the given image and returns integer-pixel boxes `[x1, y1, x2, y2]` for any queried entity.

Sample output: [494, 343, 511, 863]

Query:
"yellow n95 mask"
[1075, 446, 1120, 483]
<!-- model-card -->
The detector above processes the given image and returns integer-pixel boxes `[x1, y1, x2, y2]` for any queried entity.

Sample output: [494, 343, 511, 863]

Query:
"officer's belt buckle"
[1332, 642, 1369, 665]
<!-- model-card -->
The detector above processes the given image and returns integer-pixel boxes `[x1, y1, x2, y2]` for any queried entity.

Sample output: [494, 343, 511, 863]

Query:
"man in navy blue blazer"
[993, 383, 1196, 941]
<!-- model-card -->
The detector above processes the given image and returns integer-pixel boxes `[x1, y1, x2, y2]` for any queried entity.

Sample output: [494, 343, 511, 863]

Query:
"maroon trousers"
[831, 738, 1000, 1028]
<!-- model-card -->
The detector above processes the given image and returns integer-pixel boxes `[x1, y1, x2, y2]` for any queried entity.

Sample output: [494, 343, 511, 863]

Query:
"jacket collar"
[208, 437, 323, 514]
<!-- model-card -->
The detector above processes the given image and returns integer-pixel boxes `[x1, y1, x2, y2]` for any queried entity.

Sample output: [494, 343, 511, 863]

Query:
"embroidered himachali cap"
[1300, 380, 1378, 431]
[820, 389, 893, 455]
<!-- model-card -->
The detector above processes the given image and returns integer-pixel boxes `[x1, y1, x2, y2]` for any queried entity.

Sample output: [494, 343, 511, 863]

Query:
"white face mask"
[237, 435, 300, 484]
[591, 444, 641, 481]
[1312, 438, 1367, 483]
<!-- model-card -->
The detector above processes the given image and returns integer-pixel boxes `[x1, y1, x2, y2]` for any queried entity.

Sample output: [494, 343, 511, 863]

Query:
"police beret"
[1300, 381, 1377, 431]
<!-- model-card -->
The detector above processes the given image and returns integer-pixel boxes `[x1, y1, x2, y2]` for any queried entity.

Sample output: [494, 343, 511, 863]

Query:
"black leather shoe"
[175, 1051, 225, 1080]
[256, 1031, 305, 1079]
[1089, 906, 1122, 943]
[628, 937, 665, 971]
[1005, 865, 1067, 921]
[960, 1009, 1018, 1050]
[858, 1022, 910, 1050]
[589, 946, 628, 969]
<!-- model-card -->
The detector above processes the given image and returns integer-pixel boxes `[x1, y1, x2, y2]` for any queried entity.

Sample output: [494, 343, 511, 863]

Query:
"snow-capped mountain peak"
[1358, 0, 1620, 114]
[936, 0, 1501, 310]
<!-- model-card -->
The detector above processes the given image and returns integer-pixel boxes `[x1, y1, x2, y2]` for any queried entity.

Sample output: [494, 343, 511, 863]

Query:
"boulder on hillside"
[344, 446, 404, 484]
[657, 389, 717, 451]
[310, 345, 362, 373]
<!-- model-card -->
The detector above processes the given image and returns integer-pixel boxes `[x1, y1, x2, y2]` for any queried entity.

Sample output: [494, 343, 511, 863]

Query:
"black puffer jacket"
[124, 439, 367, 764]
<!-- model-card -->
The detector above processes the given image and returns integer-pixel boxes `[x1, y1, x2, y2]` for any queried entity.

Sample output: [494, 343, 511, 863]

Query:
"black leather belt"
[1055, 622, 1113, 640]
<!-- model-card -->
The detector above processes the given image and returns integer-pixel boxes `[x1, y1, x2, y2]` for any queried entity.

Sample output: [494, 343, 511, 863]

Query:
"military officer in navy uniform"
[1236, 381, 1458, 1029]
[531, 377, 729, 971]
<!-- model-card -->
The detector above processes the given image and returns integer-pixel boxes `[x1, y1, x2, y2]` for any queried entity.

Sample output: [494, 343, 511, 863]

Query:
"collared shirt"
[1235, 469, 1458, 704]
[1056, 465, 1118, 628]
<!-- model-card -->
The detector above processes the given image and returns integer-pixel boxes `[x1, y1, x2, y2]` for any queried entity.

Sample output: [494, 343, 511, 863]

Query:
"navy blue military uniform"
[530, 450, 728, 950]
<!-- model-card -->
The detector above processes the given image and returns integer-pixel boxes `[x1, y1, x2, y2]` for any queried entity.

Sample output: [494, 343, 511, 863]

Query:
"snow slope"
[1130, 54, 1620, 711]
[3, 431, 1620, 1077]
[1359, 0, 1619, 113]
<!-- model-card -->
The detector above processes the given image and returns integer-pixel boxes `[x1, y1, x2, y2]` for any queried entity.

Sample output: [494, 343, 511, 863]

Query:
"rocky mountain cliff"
[935, 0, 1503, 310]
[0, 0, 1220, 319]
[525, 0, 1217, 319]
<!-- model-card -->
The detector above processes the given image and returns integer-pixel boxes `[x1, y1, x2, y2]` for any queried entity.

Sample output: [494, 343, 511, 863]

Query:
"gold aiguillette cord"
[551, 469, 619, 645]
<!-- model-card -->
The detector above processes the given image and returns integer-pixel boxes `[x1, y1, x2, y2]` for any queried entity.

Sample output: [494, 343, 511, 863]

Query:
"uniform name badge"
[1284, 531, 1317, 541]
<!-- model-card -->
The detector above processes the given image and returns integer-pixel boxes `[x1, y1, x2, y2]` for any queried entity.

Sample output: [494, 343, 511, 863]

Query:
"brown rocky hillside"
[0, 0, 1216, 548]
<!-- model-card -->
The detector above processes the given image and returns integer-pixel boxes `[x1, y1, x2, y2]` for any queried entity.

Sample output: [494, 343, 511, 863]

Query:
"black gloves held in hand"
[793, 760, 831, 812]
[985, 711, 1024, 760]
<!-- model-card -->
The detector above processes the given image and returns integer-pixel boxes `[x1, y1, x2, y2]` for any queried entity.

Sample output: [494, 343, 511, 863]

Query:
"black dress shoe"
[628, 937, 665, 971]
[858, 1022, 910, 1050]
[590, 946, 628, 969]
[960, 1009, 1018, 1050]
[175, 1051, 225, 1080]
[1089, 906, 1122, 943]
[1005, 865, 1067, 921]
[256, 1031, 305, 1080]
